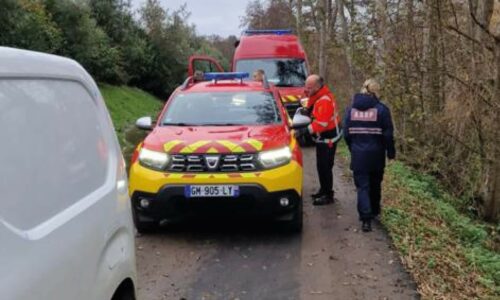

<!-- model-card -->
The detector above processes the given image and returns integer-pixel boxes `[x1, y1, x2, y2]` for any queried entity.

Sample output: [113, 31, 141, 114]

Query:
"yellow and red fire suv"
[129, 72, 303, 232]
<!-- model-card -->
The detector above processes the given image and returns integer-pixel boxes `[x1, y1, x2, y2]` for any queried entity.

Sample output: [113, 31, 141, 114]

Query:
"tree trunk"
[338, 0, 355, 94]
[375, 0, 387, 80]
[318, 19, 328, 78]
[295, 0, 303, 40]
[483, 40, 500, 222]
[482, 0, 500, 221]
[422, 0, 440, 113]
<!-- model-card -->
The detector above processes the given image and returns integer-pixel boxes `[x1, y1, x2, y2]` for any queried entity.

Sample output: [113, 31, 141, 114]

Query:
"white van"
[0, 47, 137, 300]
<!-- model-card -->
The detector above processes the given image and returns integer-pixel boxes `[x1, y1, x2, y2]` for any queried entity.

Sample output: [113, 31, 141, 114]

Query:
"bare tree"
[468, 0, 500, 221]
[337, 0, 355, 94]
[302, 0, 338, 78]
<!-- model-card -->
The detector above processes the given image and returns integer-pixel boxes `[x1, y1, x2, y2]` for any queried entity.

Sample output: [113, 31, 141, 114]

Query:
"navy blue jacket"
[343, 93, 395, 172]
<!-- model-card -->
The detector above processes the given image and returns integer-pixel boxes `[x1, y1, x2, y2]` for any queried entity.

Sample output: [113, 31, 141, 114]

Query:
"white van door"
[0, 79, 135, 300]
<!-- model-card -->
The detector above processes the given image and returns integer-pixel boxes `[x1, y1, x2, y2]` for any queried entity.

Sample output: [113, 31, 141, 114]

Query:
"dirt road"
[135, 147, 419, 300]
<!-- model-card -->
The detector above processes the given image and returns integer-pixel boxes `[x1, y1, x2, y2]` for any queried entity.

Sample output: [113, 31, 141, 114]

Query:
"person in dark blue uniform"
[343, 79, 396, 232]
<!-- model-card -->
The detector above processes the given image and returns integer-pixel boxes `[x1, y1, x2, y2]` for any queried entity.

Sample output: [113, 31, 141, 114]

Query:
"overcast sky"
[131, 0, 251, 37]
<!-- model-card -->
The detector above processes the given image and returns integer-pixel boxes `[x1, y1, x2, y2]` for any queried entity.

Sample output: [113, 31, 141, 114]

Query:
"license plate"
[185, 185, 239, 198]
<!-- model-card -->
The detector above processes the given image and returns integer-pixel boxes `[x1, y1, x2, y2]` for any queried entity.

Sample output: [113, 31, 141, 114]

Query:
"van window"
[235, 58, 308, 87]
[0, 79, 109, 230]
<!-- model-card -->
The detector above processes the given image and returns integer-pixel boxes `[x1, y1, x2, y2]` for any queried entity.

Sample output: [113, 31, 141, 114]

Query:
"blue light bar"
[244, 29, 293, 36]
[203, 72, 249, 81]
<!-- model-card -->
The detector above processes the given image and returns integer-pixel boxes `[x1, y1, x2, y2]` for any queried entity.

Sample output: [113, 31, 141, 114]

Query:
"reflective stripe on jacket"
[307, 85, 341, 135]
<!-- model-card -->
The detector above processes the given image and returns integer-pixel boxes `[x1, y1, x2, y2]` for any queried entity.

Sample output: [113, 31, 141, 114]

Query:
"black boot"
[310, 190, 323, 198]
[313, 194, 334, 206]
[362, 220, 372, 232]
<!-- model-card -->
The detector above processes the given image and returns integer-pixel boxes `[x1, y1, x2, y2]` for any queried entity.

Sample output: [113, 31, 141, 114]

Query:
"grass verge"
[100, 84, 162, 144]
[100, 84, 163, 162]
[337, 142, 500, 299]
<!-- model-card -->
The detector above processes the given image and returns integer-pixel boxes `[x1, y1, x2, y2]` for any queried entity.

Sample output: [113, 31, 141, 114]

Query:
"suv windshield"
[162, 91, 282, 126]
[235, 58, 307, 87]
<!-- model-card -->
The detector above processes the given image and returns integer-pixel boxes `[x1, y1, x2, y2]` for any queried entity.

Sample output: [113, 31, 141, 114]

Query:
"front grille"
[167, 153, 260, 172]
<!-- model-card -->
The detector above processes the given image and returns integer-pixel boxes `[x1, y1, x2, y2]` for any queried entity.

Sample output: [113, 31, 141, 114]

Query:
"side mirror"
[300, 97, 309, 107]
[291, 108, 311, 129]
[136, 116, 153, 130]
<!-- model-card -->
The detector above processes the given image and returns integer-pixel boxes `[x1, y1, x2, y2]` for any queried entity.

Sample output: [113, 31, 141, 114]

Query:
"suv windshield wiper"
[162, 122, 200, 126]
[275, 83, 302, 87]
[202, 123, 242, 126]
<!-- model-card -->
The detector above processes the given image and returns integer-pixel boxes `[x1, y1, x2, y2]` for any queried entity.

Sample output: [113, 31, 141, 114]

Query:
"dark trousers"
[353, 170, 384, 221]
[316, 142, 337, 196]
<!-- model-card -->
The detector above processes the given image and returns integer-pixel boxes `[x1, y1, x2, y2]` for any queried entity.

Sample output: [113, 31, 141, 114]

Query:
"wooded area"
[242, 0, 500, 222]
[0, 0, 230, 98]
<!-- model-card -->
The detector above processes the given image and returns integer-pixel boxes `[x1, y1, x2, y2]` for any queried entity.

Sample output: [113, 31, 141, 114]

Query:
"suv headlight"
[138, 148, 169, 170]
[258, 146, 292, 169]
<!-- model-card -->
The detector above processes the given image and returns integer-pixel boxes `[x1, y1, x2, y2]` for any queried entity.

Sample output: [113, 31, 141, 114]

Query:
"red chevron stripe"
[194, 142, 220, 153]
[239, 142, 258, 152]
[170, 143, 187, 153]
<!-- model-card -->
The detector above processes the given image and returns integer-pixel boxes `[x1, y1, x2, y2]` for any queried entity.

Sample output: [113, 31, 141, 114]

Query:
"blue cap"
[203, 72, 249, 81]
[243, 29, 293, 36]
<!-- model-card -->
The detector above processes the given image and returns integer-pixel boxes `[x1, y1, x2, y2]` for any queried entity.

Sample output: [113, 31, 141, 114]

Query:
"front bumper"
[128, 161, 303, 222]
[131, 185, 301, 222]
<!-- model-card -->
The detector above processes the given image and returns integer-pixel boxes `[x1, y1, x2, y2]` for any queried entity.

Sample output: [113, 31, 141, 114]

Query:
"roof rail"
[243, 29, 293, 36]
[181, 72, 272, 89]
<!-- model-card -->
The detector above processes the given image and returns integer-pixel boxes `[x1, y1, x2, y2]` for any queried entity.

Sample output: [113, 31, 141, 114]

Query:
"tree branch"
[329, 0, 338, 35]
[442, 130, 492, 162]
[305, 0, 320, 31]
[468, 0, 500, 43]
[444, 24, 494, 52]
[444, 72, 499, 110]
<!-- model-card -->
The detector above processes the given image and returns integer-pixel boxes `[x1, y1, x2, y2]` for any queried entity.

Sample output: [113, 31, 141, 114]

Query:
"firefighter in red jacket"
[295, 75, 342, 205]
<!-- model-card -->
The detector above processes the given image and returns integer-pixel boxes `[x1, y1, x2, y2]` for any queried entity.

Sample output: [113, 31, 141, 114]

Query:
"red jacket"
[307, 85, 340, 134]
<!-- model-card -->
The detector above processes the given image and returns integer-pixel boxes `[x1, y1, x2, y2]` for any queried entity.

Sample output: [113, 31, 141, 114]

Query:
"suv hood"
[143, 124, 290, 154]
[277, 86, 305, 103]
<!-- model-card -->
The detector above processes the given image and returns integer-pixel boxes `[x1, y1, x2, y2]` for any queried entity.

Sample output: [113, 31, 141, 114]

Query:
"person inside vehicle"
[253, 69, 265, 82]
[193, 70, 204, 82]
